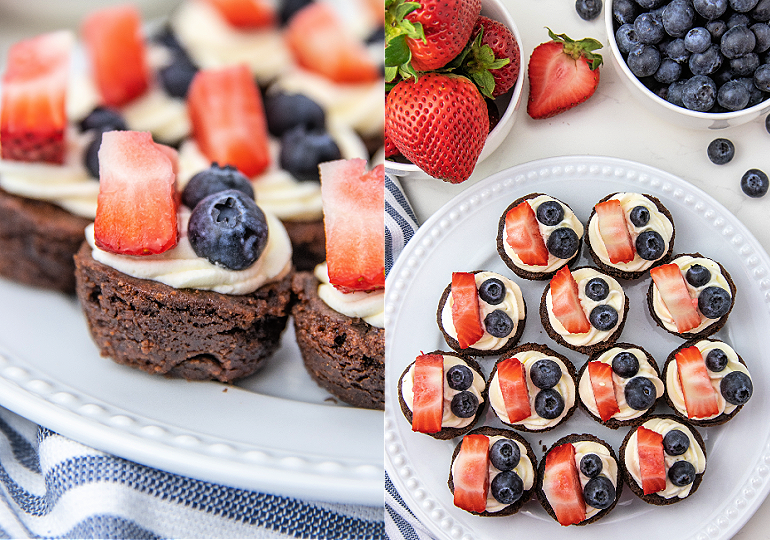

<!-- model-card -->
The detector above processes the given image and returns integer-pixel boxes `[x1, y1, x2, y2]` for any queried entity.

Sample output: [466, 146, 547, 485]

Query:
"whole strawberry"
[465, 15, 520, 97]
[527, 29, 603, 119]
[386, 73, 489, 184]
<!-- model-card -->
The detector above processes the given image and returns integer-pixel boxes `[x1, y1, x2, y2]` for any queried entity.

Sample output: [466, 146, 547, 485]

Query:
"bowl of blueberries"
[606, 0, 770, 129]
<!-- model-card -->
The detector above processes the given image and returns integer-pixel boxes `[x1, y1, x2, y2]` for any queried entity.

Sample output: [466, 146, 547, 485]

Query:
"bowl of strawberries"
[384, 0, 525, 184]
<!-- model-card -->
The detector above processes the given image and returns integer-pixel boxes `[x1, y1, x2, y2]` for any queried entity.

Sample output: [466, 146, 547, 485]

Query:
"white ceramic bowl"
[384, 0, 525, 180]
[605, 0, 770, 130]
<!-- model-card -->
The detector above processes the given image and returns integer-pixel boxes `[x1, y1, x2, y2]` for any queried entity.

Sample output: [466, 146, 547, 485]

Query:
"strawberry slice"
[188, 65, 271, 178]
[451, 272, 484, 348]
[0, 31, 73, 164]
[82, 5, 149, 107]
[497, 357, 531, 424]
[504, 201, 549, 266]
[676, 346, 720, 420]
[594, 199, 635, 264]
[319, 159, 385, 293]
[650, 263, 702, 333]
[94, 131, 178, 256]
[587, 361, 620, 421]
[204, 0, 276, 28]
[453, 433, 490, 513]
[636, 426, 667, 495]
[411, 353, 445, 434]
[549, 266, 591, 334]
[543, 443, 586, 526]
[286, 2, 379, 84]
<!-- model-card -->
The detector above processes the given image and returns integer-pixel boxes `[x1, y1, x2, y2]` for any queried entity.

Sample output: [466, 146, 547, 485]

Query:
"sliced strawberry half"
[504, 201, 549, 266]
[497, 357, 531, 424]
[543, 443, 586, 526]
[587, 361, 620, 421]
[204, 0, 276, 28]
[636, 426, 667, 495]
[286, 2, 380, 84]
[1, 31, 73, 164]
[676, 346, 720, 420]
[451, 272, 484, 349]
[594, 199, 635, 264]
[319, 159, 385, 293]
[82, 5, 149, 107]
[549, 266, 591, 334]
[188, 65, 271, 178]
[411, 353, 445, 434]
[94, 131, 178, 256]
[650, 263, 701, 333]
[453, 433, 490, 513]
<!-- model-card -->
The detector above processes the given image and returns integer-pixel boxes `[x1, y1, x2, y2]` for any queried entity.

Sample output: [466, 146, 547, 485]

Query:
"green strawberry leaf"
[385, 66, 399, 83]
[471, 70, 496, 99]
[454, 24, 511, 99]
[386, 35, 411, 67]
[546, 27, 604, 70]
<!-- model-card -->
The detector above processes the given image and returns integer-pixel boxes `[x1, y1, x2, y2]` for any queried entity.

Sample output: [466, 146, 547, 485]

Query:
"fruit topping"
[650, 263, 702, 333]
[188, 65, 271, 178]
[676, 345, 720, 419]
[741, 169, 769, 198]
[635, 230, 666, 261]
[668, 460, 696, 487]
[453, 433, 490, 513]
[686, 264, 711, 287]
[497, 357, 531, 424]
[490, 438, 520, 471]
[636, 426, 667, 495]
[504, 201, 550, 266]
[662, 429, 690, 456]
[585, 277, 610, 301]
[280, 126, 342, 182]
[450, 391, 480, 418]
[484, 310, 514, 338]
[204, 0, 276, 28]
[546, 228, 580, 259]
[451, 272, 485, 348]
[534, 388, 565, 419]
[536, 200, 565, 226]
[583, 476, 615, 510]
[182, 163, 254, 209]
[594, 199, 635, 264]
[0, 31, 73, 164]
[550, 267, 592, 334]
[82, 5, 149, 108]
[576, 0, 603, 21]
[79, 107, 128, 133]
[158, 53, 198, 99]
[446, 364, 474, 391]
[466, 15, 521, 97]
[491, 470, 524, 505]
[411, 353, 444, 434]
[319, 158, 385, 293]
[705, 348, 728, 372]
[93, 131, 178, 256]
[478, 277, 506, 305]
[612, 351, 639, 378]
[588, 361, 620, 421]
[707, 138, 735, 165]
[543, 443, 586, 526]
[589, 304, 619, 331]
[530, 359, 562, 389]
[624, 377, 658, 410]
[721, 371, 753, 405]
[697, 286, 731, 319]
[527, 29, 603, 119]
[580, 453, 603, 478]
[264, 92, 325, 137]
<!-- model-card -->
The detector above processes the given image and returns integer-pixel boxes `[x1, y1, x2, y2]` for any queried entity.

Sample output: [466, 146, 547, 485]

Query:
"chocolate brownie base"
[282, 218, 325, 272]
[291, 271, 384, 410]
[74, 242, 293, 383]
[448, 426, 537, 517]
[0, 187, 91, 293]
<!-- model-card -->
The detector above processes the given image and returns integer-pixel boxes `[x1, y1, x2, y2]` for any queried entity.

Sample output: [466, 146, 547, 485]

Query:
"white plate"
[0, 281, 383, 505]
[385, 155, 770, 539]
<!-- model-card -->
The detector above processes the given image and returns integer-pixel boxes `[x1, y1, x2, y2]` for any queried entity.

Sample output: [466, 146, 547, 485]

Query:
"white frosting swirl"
[573, 441, 619, 519]
[665, 340, 751, 420]
[314, 262, 383, 328]
[480, 435, 536, 513]
[489, 349, 575, 431]
[588, 193, 674, 272]
[624, 417, 706, 499]
[85, 206, 292, 295]
[579, 347, 664, 421]
[121, 86, 191, 144]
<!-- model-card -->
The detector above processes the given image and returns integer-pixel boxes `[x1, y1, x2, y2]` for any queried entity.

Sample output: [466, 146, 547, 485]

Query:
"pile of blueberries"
[612, 0, 770, 113]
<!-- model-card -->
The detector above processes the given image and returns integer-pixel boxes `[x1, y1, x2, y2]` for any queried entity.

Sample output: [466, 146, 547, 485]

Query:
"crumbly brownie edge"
[281, 218, 325, 272]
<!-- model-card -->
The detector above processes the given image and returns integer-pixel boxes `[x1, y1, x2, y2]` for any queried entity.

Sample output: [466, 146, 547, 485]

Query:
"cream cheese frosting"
[474, 435, 535, 513]
[573, 441, 618, 519]
[314, 262, 383, 328]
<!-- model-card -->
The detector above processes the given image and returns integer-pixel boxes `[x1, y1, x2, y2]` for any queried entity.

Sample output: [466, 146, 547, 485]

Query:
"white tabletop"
[395, 1, 770, 538]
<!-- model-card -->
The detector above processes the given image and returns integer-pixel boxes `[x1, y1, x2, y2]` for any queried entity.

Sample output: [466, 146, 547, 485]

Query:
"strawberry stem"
[385, 0, 425, 82]
[545, 27, 603, 70]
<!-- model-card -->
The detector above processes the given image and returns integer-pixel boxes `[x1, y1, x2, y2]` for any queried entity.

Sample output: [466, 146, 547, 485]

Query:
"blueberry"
[667, 79, 687, 106]
[707, 138, 735, 165]
[450, 391, 479, 418]
[721, 371, 753, 405]
[635, 230, 666, 260]
[490, 470, 524, 504]
[629, 205, 651, 227]
[479, 278, 506, 305]
[737, 76, 765, 105]
[686, 264, 712, 286]
[636, 0, 667, 8]
[628, 44, 662, 77]
[279, 0, 313, 24]
[534, 388, 565, 419]
[530, 359, 562, 389]
[536, 200, 564, 225]
[663, 429, 691, 455]
[182, 163, 255, 209]
[576, 0, 602, 20]
[731, 0, 760, 11]
[705, 348, 729, 371]
[265, 92, 325, 137]
[767, 114, 770, 133]
[585, 277, 610, 301]
[279, 126, 342, 182]
[580, 453, 603, 478]
[722, 24, 756, 58]
[682, 74, 718, 110]
[589, 304, 619, 331]
[614, 0, 640, 24]
[741, 168, 770, 197]
[752, 23, 770, 52]
[546, 228, 579, 259]
[484, 310, 514, 338]
[755, 0, 770, 20]
[684, 27, 712, 53]
[655, 57, 683, 83]
[158, 54, 198, 98]
[188, 190, 269, 270]
[698, 286, 732, 318]
[366, 25, 385, 44]
[729, 52, 760, 76]
[79, 106, 128, 132]
[662, 0, 696, 38]
[694, 0, 728, 19]
[688, 45, 723, 76]
[446, 365, 474, 391]
[613, 351, 640, 378]
[624, 376, 658, 410]
[727, 12, 752, 28]
[706, 19, 728, 40]
[754, 64, 770, 91]
[84, 132, 103, 179]
[490, 439, 521, 471]
[617, 24, 641, 54]
[718, 79, 751, 110]
[152, 25, 187, 56]
[661, 38, 690, 62]
[668, 460, 697, 486]
[635, 12, 666, 44]
[583, 476, 616, 510]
